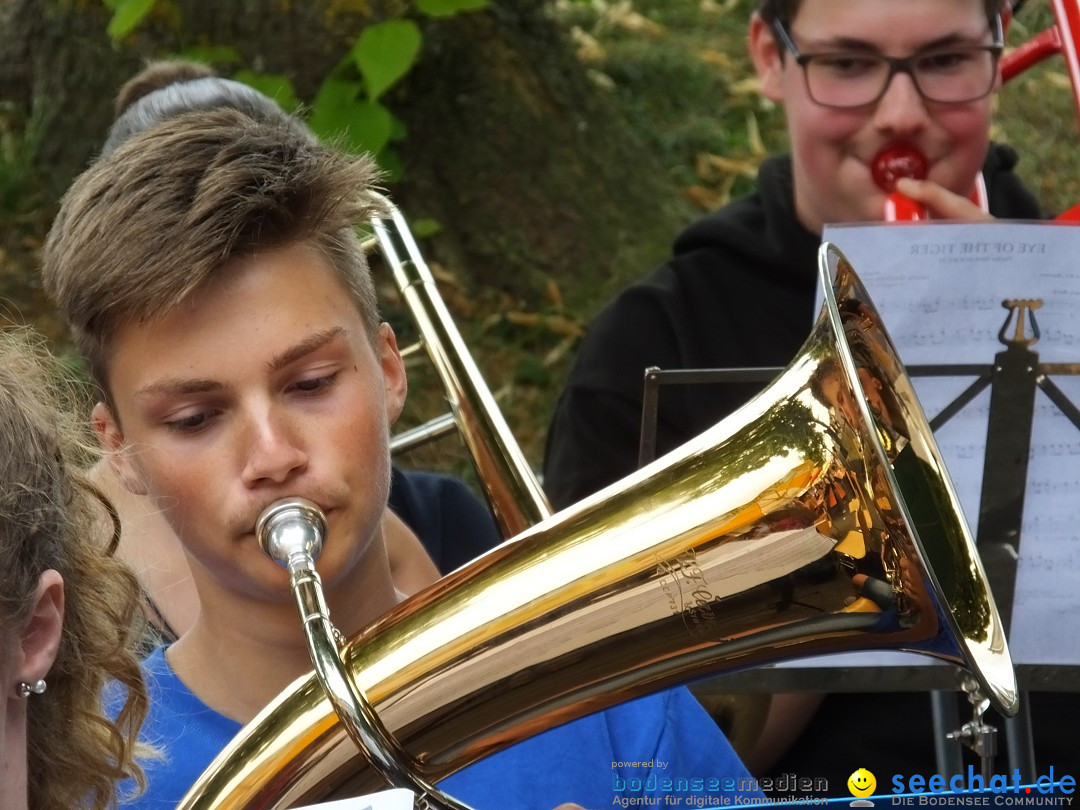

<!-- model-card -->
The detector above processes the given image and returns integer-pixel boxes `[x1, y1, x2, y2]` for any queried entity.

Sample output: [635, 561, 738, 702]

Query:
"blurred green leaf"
[232, 71, 303, 116]
[410, 218, 442, 238]
[0, 110, 42, 215]
[390, 115, 408, 141]
[342, 101, 395, 156]
[416, 0, 489, 17]
[351, 20, 422, 102]
[377, 145, 404, 182]
[307, 78, 361, 137]
[106, 0, 158, 39]
[514, 354, 551, 387]
[178, 44, 243, 66]
[310, 81, 394, 157]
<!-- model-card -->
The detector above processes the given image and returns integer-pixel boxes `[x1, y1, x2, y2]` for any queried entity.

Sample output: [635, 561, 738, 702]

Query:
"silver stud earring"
[17, 679, 46, 698]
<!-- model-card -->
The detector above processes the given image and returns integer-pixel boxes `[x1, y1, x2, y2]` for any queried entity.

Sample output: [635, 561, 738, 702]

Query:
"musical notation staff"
[822, 221, 1080, 669]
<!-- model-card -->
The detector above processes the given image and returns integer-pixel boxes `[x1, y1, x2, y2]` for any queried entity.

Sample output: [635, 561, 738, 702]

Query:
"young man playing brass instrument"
[42, 108, 761, 807]
[91, 59, 508, 651]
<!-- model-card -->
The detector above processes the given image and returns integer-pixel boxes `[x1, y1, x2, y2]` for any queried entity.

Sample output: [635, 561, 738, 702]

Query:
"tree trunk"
[0, 0, 139, 195]
[391, 2, 689, 306]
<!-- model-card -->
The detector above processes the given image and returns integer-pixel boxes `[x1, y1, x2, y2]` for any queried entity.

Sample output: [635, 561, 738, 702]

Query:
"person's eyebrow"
[814, 32, 983, 53]
[133, 377, 224, 399]
[266, 326, 346, 374]
[131, 327, 347, 399]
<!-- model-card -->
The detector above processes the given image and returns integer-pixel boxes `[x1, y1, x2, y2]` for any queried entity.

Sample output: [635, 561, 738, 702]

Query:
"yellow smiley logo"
[847, 767, 876, 798]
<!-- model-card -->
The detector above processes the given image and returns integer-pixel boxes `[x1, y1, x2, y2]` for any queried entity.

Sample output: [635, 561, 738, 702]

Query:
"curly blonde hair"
[0, 328, 148, 810]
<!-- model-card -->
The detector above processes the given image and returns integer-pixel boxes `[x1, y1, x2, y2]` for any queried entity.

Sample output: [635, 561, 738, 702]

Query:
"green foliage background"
[101, 0, 489, 176]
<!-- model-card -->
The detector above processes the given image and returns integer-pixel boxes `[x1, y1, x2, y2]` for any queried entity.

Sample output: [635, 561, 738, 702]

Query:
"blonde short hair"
[42, 107, 384, 397]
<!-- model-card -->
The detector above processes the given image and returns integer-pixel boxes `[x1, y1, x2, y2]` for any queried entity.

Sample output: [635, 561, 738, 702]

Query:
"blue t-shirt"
[116, 648, 762, 809]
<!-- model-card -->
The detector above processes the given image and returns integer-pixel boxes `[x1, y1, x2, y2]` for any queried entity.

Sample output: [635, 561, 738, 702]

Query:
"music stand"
[637, 303, 1080, 778]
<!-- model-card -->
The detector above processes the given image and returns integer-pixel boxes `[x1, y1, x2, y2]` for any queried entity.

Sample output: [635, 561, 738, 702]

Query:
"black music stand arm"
[1037, 369, 1080, 430]
[638, 366, 783, 468]
[976, 343, 1040, 631]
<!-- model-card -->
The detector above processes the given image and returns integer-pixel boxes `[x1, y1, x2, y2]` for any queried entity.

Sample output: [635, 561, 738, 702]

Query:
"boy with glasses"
[544, 0, 1046, 785]
[545, 0, 1030, 511]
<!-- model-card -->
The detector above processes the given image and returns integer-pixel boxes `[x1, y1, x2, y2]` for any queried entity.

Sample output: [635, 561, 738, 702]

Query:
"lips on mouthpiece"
[871, 145, 928, 192]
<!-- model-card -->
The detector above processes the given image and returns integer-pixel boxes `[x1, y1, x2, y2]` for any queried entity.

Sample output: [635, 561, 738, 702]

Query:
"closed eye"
[917, 49, 977, 73]
[164, 409, 221, 434]
[813, 54, 882, 78]
[288, 371, 340, 396]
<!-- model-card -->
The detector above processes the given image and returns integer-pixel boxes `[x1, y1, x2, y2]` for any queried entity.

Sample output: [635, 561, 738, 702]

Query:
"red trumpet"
[873, 144, 928, 221]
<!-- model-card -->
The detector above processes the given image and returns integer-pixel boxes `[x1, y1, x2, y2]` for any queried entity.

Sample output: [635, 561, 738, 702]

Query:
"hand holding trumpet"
[892, 176, 994, 221]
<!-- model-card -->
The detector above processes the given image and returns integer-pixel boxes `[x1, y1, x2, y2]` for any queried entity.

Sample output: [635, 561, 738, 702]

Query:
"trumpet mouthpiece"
[256, 497, 327, 570]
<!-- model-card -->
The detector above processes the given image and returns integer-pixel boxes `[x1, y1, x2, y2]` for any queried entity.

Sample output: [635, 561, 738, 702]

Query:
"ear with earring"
[17, 679, 46, 698]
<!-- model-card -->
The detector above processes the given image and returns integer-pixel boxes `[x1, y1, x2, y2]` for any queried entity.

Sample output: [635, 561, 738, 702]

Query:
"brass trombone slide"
[370, 195, 552, 537]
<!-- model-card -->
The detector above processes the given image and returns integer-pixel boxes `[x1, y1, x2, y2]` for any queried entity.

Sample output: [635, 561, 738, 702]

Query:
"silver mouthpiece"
[256, 497, 327, 570]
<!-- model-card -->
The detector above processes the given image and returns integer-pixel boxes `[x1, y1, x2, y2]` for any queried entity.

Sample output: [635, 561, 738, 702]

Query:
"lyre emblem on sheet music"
[999, 299, 1043, 348]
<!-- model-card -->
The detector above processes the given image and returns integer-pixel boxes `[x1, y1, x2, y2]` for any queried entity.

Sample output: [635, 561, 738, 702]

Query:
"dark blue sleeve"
[388, 466, 504, 574]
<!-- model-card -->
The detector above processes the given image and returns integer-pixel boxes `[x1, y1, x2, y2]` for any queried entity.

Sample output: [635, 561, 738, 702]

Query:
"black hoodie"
[543, 145, 1041, 510]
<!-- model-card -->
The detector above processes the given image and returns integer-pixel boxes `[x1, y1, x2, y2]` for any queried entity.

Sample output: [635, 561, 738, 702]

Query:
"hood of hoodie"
[672, 154, 821, 301]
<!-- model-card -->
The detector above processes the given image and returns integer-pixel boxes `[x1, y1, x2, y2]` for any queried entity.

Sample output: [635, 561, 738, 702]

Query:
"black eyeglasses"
[771, 17, 1004, 109]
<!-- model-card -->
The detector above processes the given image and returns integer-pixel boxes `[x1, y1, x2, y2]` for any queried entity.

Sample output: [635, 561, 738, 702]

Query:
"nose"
[872, 70, 930, 135]
[240, 407, 308, 487]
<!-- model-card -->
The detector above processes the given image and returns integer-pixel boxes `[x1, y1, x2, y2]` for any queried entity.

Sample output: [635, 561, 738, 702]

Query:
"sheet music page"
[293, 788, 415, 810]
[807, 220, 1080, 669]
